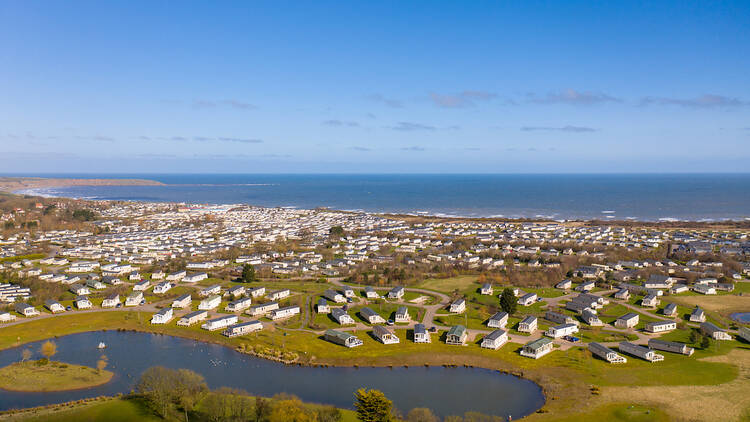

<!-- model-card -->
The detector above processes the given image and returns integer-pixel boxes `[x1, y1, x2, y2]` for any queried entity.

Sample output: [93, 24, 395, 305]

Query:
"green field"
[0, 361, 113, 392]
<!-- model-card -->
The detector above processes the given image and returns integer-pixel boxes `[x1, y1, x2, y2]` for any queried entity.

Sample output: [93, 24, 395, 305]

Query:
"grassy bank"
[0, 360, 113, 392]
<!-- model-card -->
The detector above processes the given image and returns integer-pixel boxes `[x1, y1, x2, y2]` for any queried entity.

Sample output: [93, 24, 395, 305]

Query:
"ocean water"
[11, 173, 750, 221]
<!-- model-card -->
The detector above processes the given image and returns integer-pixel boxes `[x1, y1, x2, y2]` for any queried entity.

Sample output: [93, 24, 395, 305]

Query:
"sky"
[1, 1, 749, 173]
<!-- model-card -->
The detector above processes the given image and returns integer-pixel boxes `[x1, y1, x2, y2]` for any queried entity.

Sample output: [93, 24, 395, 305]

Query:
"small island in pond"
[0, 360, 114, 392]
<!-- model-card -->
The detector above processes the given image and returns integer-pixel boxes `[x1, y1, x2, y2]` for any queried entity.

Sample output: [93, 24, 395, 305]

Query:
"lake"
[730, 312, 750, 323]
[0, 331, 545, 418]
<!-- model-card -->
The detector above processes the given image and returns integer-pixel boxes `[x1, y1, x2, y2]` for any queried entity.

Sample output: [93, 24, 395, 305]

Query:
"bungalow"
[125, 292, 144, 306]
[388, 286, 405, 300]
[364, 286, 380, 299]
[481, 329, 508, 350]
[565, 300, 590, 314]
[151, 307, 174, 324]
[520, 337, 554, 359]
[172, 294, 192, 309]
[693, 284, 716, 295]
[248, 287, 266, 298]
[177, 310, 208, 326]
[546, 323, 579, 339]
[619, 341, 664, 362]
[228, 285, 245, 298]
[373, 325, 400, 344]
[555, 279, 573, 290]
[0, 312, 16, 322]
[102, 276, 123, 286]
[449, 298, 466, 313]
[614, 288, 630, 300]
[642, 294, 660, 308]
[44, 300, 65, 313]
[575, 280, 596, 292]
[268, 289, 291, 301]
[480, 283, 493, 295]
[324, 329, 363, 348]
[223, 320, 263, 337]
[201, 315, 238, 331]
[331, 307, 355, 325]
[487, 311, 509, 328]
[360, 307, 385, 324]
[14, 303, 39, 317]
[166, 270, 186, 281]
[589, 342, 627, 363]
[247, 301, 279, 317]
[737, 326, 750, 343]
[86, 279, 107, 290]
[645, 320, 677, 333]
[445, 325, 468, 345]
[669, 284, 689, 294]
[270, 305, 301, 320]
[75, 295, 92, 309]
[133, 280, 151, 291]
[151, 270, 165, 280]
[648, 339, 694, 356]
[69, 284, 90, 296]
[394, 306, 410, 323]
[198, 295, 222, 310]
[518, 315, 538, 333]
[545, 310, 577, 325]
[582, 308, 603, 326]
[689, 307, 706, 323]
[153, 281, 173, 294]
[226, 297, 253, 312]
[413, 323, 431, 343]
[184, 272, 208, 283]
[517, 292, 537, 306]
[316, 298, 330, 313]
[324, 289, 346, 303]
[101, 293, 120, 308]
[200, 285, 222, 297]
[342, 286, 356, 298]
[662, 303, 678, 317]
[614, 313, 639, 329]
[700, 322, 732, 340]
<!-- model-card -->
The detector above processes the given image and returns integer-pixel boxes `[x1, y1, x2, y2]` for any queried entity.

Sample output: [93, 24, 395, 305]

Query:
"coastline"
[0, 177, 164, 194]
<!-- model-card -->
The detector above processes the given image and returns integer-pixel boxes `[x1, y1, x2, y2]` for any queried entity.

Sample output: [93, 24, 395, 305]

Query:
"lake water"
[0, 331, 545, 418]
[11, 173, 750, 221]
[730, 312, 750, 323]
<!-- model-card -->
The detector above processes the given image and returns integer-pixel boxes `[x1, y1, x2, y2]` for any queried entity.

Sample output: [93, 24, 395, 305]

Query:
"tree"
[174, 369, 207, 422]
[316, 406, 342, 422]
[40, 340, 57, 360]
[689, 329, 700, 344]
[499, 288, 517, 315]
[136, 366, 178, 418]
[242, 264, 257, 283]
[255, 396, 271, 422]
[700, 336, 711, 349]
[354, 388, 393, 422]
[21, 348, 32, 362]
[406, 408, 439, 422]
[269, 396, 312, 422]
[329, 226, 345, 237]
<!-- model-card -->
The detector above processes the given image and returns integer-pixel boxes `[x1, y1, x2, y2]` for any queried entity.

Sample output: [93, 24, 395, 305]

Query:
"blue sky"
[1, 1, 749, 173]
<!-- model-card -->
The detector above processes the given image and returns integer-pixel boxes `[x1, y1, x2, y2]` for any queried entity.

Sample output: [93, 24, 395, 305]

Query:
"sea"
[9, 173, 750, 222]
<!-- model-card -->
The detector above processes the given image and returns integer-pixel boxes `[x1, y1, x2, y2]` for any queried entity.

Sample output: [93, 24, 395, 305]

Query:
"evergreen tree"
[242, 264, 256, 283]
[354, 388, 393, 422]
[499, 288, 517, 315]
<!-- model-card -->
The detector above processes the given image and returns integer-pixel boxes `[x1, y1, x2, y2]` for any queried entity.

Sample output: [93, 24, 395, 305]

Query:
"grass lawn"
[0, 360, 113, 392]
[533, 402, 670, 422]
[10, 398, 161, 422]
[415, 275, 477, 293]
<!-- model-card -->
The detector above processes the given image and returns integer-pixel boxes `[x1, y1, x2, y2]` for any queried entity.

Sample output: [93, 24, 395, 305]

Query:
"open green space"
[0, 360, 113, 392]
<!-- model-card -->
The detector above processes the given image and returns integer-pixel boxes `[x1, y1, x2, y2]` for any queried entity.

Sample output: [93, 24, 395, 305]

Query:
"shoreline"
[0, 177, 164, 194]
[8, 181, 750, 226]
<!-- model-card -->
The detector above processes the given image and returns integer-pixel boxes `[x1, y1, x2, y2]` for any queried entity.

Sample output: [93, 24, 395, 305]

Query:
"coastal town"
[1, 196, 749, 373]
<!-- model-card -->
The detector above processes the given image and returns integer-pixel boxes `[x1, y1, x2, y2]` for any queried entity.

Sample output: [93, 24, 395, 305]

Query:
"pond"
[0, 331, 545, 418]
[730, 312, 750, 323]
